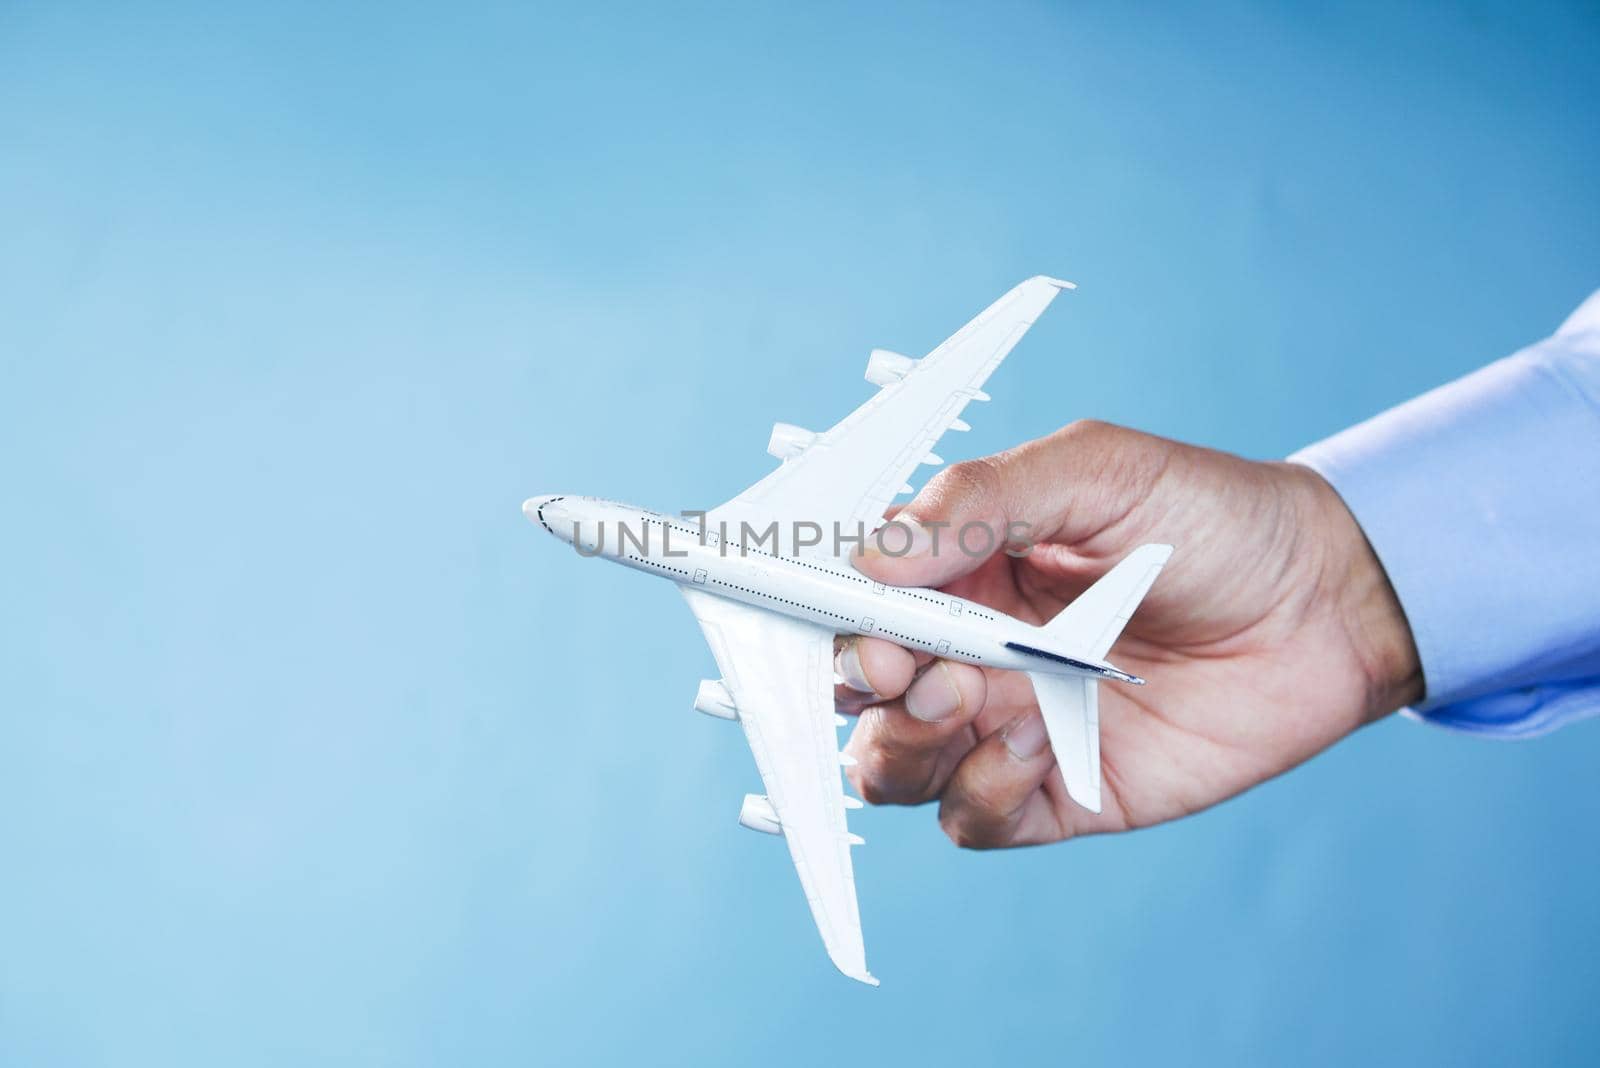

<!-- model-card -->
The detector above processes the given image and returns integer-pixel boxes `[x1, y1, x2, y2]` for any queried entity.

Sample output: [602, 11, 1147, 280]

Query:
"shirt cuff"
[1290, 291, 1600, 735]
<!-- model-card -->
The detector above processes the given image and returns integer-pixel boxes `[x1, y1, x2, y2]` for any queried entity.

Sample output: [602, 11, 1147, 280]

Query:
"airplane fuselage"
[527, 495, 1133, 682]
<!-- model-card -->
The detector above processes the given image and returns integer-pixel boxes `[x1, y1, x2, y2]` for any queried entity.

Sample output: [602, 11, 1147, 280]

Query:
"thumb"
[851, 421, 1172, 588]
[851, 458, 1018, 588]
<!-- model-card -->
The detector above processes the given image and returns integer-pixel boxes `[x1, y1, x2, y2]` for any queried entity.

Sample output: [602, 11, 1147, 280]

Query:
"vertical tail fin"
[1027, 544, 1172, 814]
[1041, 544, 1172, 660]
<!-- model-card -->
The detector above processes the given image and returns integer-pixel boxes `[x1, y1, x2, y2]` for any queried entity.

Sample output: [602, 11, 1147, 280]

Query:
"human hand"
[836, 420, 1422, 848]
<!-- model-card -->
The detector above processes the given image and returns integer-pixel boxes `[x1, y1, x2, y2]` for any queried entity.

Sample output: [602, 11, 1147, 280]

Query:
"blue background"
[3, 2, 1597, 1064]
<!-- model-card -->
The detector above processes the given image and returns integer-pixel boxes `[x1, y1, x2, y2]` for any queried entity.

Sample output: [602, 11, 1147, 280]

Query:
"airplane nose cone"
[522, 495, 567, 534]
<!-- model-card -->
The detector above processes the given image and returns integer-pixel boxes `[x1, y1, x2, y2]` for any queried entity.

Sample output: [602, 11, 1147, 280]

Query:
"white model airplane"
[523, 277, 1171, 985]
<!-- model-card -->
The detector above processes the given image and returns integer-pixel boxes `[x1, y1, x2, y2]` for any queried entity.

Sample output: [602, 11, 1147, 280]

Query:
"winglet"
[838, 967, 880, 987]
[829, 952, 881, 987]
[1039, 276, 1077, 290]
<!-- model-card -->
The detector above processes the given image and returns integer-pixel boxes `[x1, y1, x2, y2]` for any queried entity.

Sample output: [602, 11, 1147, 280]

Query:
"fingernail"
[1003, 714, 1049, 760]
[861, 518, 933, 560]
[834, 641, 878, 696]
[906, 663, 960, 723]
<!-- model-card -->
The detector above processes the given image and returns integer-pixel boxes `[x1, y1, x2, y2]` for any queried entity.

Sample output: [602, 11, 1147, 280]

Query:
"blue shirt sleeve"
[1290, 291, 1600, 738]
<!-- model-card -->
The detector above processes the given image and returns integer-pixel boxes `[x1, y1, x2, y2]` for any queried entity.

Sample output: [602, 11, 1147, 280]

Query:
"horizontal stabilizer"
[1027, 671, 1102, 813]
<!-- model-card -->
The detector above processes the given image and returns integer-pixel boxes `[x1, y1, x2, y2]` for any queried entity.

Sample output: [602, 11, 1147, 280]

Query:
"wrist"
[1279, 462, 1424, 721]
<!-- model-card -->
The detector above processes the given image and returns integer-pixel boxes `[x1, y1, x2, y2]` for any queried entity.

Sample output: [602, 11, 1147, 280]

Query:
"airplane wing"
[680, 586, 876, 986]
[708, 276, 1074, 558]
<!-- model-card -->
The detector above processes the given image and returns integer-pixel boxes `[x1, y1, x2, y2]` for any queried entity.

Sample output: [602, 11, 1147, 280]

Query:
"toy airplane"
[523, 277, 1171, 985]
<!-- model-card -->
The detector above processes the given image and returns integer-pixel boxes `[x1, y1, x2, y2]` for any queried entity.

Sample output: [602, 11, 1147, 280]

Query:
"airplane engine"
[738, 793, 782, 835]
[766, 422, 817, 461]
[695, 678, 737, 721]
[865, 348, 917, 387]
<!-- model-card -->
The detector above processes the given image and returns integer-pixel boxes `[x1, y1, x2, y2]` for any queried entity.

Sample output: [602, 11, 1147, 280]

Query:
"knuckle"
[1060, 417, 1113, 441]
[1040, 418, 1120, 462]
[855, 781, 888, 807]
[928, 457, 1001, 510]
[849, 747, 928, 807]
[938, 803, 998, 851]
[1050, 418, 1163, 473]
[955, 777, 1005, 820]
[847, 763, 887, 806]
